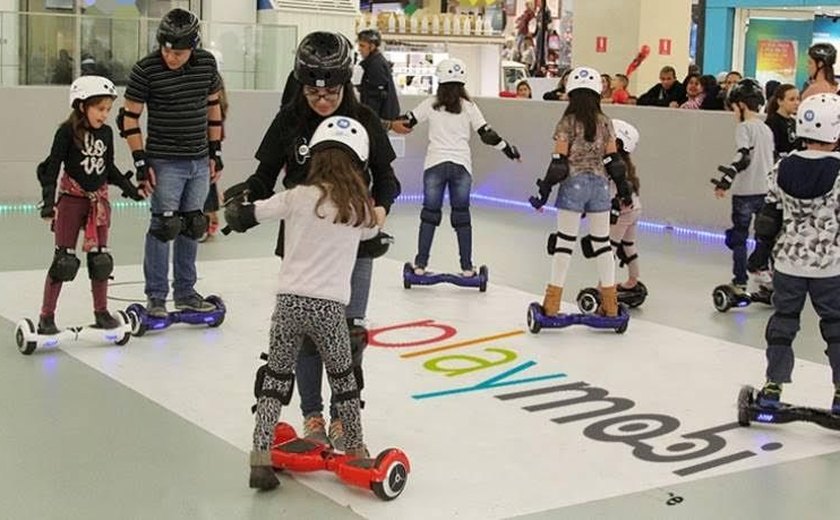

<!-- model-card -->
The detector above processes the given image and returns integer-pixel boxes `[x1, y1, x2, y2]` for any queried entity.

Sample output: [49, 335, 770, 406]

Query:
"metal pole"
[73, 0, 81, 78]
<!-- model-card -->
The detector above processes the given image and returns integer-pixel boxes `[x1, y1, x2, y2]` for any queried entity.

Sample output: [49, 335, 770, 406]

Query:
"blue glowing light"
[152, 322, 167, 330]
[396, 193, 754, 247]
[43, 338, 59, 348]
[756, 413, 776, 423]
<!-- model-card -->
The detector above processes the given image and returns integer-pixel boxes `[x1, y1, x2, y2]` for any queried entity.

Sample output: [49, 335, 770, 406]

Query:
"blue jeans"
[297, 256, 373, 419]
[727, 194, 765, 285]
[144, 157, 210, 301]
[415, 162, 474, 271]
[555, 173, 611, 213]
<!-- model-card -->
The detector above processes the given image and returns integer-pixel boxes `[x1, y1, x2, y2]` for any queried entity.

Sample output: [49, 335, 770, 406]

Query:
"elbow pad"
[754, 203, 783, 243]
[731, 147, 751, 173]
[477, 124, 503, 147]
[603, 153, 632, 202]
[117, 108, 142, 138]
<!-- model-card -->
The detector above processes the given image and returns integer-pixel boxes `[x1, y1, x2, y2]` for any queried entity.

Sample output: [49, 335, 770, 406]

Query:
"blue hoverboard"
[402, 262, 488, 292]
[737, 385, 840, 431]
[125, 295, 226, 336]
[526, 302, 630, 334]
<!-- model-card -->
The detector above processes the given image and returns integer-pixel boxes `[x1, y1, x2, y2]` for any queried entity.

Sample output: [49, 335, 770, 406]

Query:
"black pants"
[765, 270, 840, 384]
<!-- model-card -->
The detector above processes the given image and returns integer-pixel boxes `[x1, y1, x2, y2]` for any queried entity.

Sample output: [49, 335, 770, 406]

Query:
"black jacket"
[359, 52, 400, 120]
[637, 82, 687, 107]
[247, 100, 400, 257]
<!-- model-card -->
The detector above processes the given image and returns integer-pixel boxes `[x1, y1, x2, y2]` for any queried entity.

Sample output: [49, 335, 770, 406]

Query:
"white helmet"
[566, 66, 601, 95]
[436, 58, 467, 84]
[612, 119, 640, 153]
[796, 93, 840, 144]
[69, 75, 117, 109]
[309, 116, 369, 165]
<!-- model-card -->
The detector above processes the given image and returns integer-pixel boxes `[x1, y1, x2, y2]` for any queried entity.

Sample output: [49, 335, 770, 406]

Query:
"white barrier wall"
[0, 88, 739, 230]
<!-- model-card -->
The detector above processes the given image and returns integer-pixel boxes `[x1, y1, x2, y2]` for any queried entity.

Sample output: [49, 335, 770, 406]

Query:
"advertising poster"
[755, 39, 797, 84]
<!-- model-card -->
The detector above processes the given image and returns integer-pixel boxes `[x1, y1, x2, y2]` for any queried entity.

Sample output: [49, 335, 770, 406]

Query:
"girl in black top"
[36, 76, 143, 335]
[764, 84, 800, 159]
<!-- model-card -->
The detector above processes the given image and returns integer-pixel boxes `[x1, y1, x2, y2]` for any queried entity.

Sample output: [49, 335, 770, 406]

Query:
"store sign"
[756, 39, 798, 85]
[596, 36, 608, 53]
[659, 38, 672, 56]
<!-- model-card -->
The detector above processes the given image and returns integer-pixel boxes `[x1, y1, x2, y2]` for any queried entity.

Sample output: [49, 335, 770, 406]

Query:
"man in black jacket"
[357, 29, 400, 120]
[637, 65, 687, 107]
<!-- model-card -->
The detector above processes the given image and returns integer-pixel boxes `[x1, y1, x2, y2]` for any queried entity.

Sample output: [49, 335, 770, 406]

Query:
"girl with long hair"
[529, 66, 633, 318]
[36, 75, 143, 335]
[224, 116, 379, 490]
[397, 58, 520, 276]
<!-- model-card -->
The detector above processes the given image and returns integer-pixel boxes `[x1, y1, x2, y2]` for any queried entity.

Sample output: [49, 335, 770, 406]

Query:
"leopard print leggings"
[252, 294, 363, 452]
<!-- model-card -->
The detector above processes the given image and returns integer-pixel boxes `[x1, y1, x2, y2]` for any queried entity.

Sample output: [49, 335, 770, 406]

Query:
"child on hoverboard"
[710, 79, 775, 302]
[529, 66, 633, 324]
[393, 58, 520, 279]
[577, 119, 647, 312]
[33, 76, 144, 337]
[224, 116, 385, 491]
[748, 93, 840, 415]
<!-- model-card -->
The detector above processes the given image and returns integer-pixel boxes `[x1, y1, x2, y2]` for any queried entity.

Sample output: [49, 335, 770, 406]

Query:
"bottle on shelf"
[453, 14, 462, 35]
[420, 14, 430, 34]
[443, 14, 452, 35]
[388, 12, 396, 33]
[409, 13, 419, 33]
[463, 14, 472, 35]
[483, 16, 493, 35]
[398, 12, 407, 33]
[474, 14, 483, 35]
[431, 14, 440, 35]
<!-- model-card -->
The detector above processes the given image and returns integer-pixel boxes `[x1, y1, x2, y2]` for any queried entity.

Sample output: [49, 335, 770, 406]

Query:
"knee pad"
[254, 362, 295, 406]
[49, 247, 81, 282]
[616, 240, 638, 267]
[581, 235, 611, 259]
[724, 228, 748, 251]
[149, 212, 182, 242]
[765, 311, 800, 346]
[820, 318, 840, 345]
[87, 249, 114, 281]
[420, 207, 442, 226]
[326, 365, 360, 404]
[450, 206, 471, 229]
[547, 231, 575, 256]
[180, 210, 208, 240]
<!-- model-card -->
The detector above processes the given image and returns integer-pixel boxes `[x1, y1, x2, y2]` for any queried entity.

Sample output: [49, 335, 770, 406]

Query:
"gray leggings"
[252, 294, 363, 452]
[765, 271, 840, 385]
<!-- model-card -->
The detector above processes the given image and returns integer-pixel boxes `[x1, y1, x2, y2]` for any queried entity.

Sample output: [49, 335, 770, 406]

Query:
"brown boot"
[542, 285, 563, 316]
[599, 285, 619, 317]
[249, 450, 279, 490]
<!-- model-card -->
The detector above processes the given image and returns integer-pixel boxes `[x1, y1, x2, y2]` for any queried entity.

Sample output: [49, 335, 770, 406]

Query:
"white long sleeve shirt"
[254, 185, 378, 305]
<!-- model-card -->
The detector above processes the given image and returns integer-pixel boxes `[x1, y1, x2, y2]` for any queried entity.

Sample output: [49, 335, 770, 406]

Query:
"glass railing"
[0, 11, 297, 90]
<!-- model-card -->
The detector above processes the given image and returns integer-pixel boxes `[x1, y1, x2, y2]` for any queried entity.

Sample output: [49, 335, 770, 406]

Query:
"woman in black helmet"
[229, 31, 400, 451]
[802, 42, 838, 99]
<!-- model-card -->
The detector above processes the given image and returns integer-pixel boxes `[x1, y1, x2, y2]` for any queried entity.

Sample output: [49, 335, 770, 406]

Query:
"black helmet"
[157, 8, 200, 50]
[727, 78, 765, 107]
[809, 42, 837, 67]
[358, 29, 382, 47]
[294, 31, 353, 88]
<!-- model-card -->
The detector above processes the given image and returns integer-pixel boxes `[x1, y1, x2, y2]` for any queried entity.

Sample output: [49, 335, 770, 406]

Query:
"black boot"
[94, 311, 119, 330]
[249, 451, 279, 490]
[38, 314, 59, 335]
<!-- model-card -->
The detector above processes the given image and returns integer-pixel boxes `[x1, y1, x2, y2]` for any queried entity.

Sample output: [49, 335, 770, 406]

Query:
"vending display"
[383, 49, 449, 95]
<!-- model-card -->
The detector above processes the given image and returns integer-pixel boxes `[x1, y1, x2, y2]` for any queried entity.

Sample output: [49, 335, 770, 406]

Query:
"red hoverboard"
[270, 422, 410, 501]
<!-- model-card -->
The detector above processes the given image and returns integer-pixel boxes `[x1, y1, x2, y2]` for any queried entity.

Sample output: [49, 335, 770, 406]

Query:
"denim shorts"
[555, 172, 611, 213]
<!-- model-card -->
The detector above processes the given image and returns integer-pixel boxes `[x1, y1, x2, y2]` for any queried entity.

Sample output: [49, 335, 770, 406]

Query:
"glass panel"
[10, 10, 295, 90]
